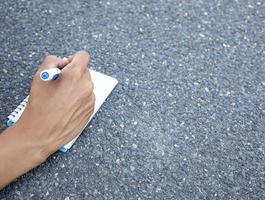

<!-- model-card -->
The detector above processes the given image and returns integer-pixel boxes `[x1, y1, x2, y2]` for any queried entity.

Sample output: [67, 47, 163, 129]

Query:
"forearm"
[0, 123, 44, 189]
[0, 51, 93, 189]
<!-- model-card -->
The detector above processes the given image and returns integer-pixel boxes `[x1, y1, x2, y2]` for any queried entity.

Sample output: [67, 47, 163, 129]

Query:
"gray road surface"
[0, 0, 265, 199]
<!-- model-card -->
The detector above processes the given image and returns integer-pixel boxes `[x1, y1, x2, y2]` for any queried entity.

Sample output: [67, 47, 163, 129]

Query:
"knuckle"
[88, 80, 94, 92]
[80, 80, 93, 95]
[71, 67, 84, 78]
[78, 50, 90, 64]
[81, 81, 94, 102]
[84, 80, 94, 95]
[91, 92, 96, 104]
[71, 63, 81, 70]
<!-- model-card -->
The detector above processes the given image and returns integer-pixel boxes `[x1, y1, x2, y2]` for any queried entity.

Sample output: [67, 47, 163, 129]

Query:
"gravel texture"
[0, 0, 265, 199]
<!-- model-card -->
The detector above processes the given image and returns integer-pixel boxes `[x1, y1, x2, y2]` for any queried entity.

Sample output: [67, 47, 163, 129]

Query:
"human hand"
[18, 50, 95, 160]
[0, 50, 95, 189]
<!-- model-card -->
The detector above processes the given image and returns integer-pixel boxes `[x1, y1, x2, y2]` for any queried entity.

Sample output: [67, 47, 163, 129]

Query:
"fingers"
[39, 55, 63, 70]
[40, 51, 90, 71]
[38, 51, 91, 82]
[65, 55, 74, 63]
[57, 57, 70, 69]
[63, 50, 90, 71]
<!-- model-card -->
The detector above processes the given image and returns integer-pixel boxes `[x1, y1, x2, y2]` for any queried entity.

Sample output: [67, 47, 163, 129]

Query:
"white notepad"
[7, 69, 118, 152]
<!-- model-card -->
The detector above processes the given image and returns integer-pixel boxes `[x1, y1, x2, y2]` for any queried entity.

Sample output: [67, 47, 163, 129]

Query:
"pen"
[40, 68, 61, 81]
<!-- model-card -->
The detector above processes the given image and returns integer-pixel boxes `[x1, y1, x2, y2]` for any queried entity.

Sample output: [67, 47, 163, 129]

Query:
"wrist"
[6, 122, 48, 165]
[0, 122, 48, 188]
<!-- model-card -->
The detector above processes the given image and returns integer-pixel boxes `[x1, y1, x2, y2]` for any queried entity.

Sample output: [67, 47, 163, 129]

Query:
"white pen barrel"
[40, 68, 61, 81]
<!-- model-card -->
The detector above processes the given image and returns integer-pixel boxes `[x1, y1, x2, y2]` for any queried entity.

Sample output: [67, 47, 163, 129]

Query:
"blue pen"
[40, 68, 61, 81]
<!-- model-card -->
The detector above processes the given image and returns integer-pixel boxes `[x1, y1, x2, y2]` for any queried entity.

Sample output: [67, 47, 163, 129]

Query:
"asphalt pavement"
[0, 0, 265, 199]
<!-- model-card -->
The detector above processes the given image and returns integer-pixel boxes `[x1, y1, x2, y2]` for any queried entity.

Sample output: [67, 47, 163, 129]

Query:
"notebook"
[7, 69, 118, 152]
